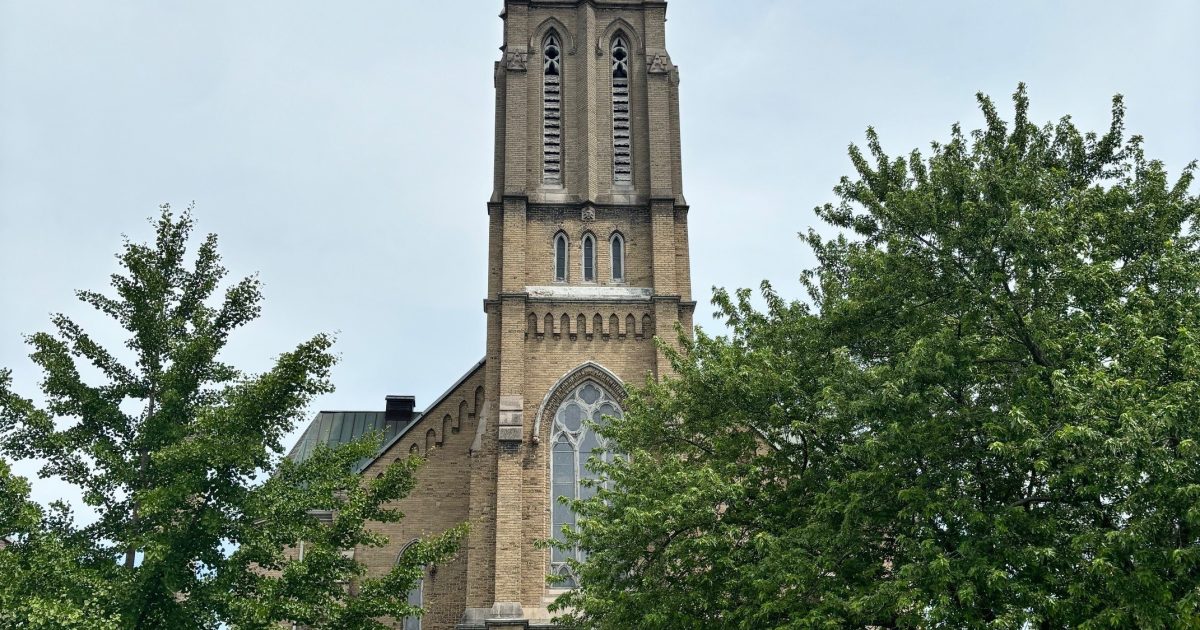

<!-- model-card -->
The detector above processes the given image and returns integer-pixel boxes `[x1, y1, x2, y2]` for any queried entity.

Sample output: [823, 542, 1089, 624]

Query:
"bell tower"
[464, 1, 692, 626]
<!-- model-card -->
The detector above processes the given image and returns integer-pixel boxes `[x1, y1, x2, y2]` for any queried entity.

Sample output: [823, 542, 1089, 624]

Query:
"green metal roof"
[287, 410, 419, 473]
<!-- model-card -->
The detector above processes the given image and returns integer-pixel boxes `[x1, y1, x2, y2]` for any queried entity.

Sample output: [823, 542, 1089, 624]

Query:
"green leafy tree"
[0, 207, 462, 629]
[0, 459, 122, 629]
[553, 86, 1200, 628]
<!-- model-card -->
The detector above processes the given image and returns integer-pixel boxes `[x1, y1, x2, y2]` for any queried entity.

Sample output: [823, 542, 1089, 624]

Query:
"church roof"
[286, 410, 419, 473]
[285, 357, 486, 474]
[358, 357, 486, 472]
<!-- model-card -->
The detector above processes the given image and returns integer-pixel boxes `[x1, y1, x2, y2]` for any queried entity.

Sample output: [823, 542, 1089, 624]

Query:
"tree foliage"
[0, 207, 462, 629]
[554, 86, 1200, 628]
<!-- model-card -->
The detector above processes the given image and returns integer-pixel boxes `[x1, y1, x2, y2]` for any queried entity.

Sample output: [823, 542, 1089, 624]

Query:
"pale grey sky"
[2, 1, 1198, 515]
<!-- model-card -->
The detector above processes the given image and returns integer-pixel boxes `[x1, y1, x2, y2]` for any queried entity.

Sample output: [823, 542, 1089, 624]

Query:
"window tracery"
[550, 380, 622, 587]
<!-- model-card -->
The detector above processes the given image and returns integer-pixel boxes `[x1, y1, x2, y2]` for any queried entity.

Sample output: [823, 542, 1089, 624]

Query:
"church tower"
[467, 1, 692, 627]
[295, 2, 692, 629]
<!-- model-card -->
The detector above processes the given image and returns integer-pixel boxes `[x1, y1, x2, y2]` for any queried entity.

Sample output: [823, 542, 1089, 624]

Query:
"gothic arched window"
[550, 380, 622, 587]
[611, 35, 632, 185]
[554, 232, 568, 282]
[396, 540, 424, 630]
[581, 233, 596, 282]
[543, 33, 563, 185]
[610, 233, 624, 282]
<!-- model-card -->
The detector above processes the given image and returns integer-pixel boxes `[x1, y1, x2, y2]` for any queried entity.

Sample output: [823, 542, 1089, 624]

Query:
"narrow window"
[396, 543, 424, 630]
[554, 233, 568, 282]
[611, 36, 632, 185]
[543, 34, 563, 185]
[610, 233, 624, 281]
[402, 578, 423, 630]
[582, 234, 595, 282]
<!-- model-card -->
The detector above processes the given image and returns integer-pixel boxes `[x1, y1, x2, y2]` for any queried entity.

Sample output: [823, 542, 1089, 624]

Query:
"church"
[287, 1, 692, 627]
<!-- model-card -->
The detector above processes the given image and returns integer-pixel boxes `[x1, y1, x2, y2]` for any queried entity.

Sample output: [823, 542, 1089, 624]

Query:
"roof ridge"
[360, 357, 486, 471]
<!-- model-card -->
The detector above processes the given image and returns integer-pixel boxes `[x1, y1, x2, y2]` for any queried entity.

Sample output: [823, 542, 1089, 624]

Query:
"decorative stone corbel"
[645, 48, 674, 75]
[503, 48, 530, 71]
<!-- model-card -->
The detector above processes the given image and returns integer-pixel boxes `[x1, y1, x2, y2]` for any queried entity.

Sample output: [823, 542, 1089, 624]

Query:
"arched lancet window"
[611, 35, 632, 185]
[551, 380, 623, 587]
[396, 540, 425, 630]
[610, 233, 624, 282]
[554, 232, 568, 282]
[543, 33, 563, 185]
[581, 233, 596, 282]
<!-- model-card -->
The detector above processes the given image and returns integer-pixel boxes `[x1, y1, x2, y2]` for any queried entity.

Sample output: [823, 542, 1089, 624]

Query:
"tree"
[553, 86, 1200, 628]
[0, 207, 462, 629]
[0, 459, 123, 629]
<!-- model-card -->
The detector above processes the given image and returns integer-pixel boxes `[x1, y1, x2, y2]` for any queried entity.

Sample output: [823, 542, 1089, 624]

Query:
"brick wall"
[357, 364, 485, 630]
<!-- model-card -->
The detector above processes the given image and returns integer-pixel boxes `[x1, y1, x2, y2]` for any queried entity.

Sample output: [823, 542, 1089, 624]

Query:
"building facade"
[289, 1, 691, 627]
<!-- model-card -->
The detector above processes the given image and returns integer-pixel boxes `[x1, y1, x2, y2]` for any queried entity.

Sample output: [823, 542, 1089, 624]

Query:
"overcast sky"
[2, 0, 1197, 515]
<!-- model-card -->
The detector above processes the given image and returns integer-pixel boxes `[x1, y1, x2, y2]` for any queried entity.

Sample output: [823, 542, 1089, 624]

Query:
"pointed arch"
[577, 313, 587, 336]
[541, 364, 627, 587]
[542, 31, 564, 185]
[530, 17, 578, 55]
[560, 313, 572, 336]
[532, 361, 626, 446]
[581, 231, 597, 282]
[553, 231, 569, 282]
[609, 230, 625, 281]
[593, 313, 604, 336]
[610, 33, 633, 185]
[395, 539, 425, 630]
[395, 537, 421, 564]
[598, 18, 642, 57]
[426, 428, 437, 452]
[443, 414, 454, 441]
[528, 311, 540, 335]
[625, 313, 636, 337]
[458, 400, 469, 433]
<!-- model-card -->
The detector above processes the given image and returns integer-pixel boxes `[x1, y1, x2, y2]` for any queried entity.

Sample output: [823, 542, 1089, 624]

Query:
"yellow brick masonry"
[358, 364, 486, 629]
[354, 2, 693, 628]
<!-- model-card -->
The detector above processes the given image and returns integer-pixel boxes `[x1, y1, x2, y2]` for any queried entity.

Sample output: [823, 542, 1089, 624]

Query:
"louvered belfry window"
[543, 34, 563, 185]
[611, 36, 632, 185]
